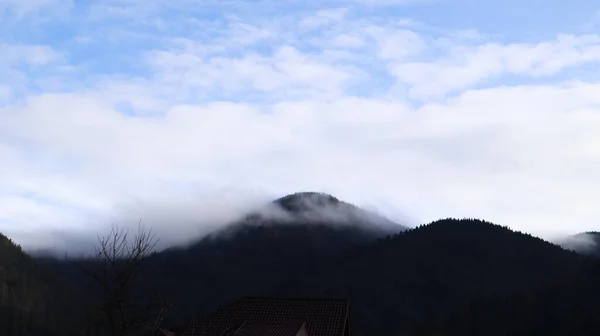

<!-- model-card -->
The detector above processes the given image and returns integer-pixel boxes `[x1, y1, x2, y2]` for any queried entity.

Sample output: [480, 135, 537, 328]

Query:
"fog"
[28, 188, 597, 259]
[30, 190, 271, 257]
[554, 232, 600, 254]
[30, 191, 411, 258]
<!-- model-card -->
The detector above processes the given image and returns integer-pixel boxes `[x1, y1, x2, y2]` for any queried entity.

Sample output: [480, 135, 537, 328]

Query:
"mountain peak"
[210, 192, 406, 242]
[273, 192, 341, 212]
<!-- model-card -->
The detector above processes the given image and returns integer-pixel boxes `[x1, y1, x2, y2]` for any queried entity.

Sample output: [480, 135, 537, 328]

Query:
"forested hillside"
[1, 194, 600, 335]
[0, 234, 79, 335]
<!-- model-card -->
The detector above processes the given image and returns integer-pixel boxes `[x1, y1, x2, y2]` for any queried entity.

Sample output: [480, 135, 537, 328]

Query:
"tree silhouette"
[68, 222, 166, 336]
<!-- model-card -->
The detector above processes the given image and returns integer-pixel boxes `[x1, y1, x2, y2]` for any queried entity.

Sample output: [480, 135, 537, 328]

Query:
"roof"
[180, 297, 350, 336]
[233, 319, 306, 336]
[157, 328, 177, 336]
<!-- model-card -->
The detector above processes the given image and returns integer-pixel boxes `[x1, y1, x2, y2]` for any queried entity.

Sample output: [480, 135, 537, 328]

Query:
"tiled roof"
[180, 297, 349, 336]
[157, 328, 177, 336]
[232, 319, 306, 336]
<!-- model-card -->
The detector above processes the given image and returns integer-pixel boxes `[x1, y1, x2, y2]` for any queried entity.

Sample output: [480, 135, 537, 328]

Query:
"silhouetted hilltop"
[167, 191, 406, 265]
[227, 191, 406, 236]
[276, 219, 585, 335]
[274, 192, 342, 212]
[142, 192, 406, 327]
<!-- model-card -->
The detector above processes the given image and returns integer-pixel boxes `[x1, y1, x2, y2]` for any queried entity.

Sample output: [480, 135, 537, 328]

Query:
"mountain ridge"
[201, 191, 407, 243]
[273, 218, 586, 334]
[1, 193, 600, 335]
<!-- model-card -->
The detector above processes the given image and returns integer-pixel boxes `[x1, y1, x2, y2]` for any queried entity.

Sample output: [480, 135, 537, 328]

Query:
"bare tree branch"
[67, 221, 164, 336]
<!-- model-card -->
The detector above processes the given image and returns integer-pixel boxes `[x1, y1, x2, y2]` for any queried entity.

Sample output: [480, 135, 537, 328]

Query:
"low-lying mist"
[554, 232, 600, 255]
[30, 191, 411, 258]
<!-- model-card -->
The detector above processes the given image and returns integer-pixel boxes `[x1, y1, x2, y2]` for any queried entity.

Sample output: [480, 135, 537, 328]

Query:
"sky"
[1, 0, 600, 251]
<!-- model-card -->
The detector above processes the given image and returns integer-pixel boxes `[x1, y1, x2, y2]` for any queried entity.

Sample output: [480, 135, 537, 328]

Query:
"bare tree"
[68, 220, 165, 336]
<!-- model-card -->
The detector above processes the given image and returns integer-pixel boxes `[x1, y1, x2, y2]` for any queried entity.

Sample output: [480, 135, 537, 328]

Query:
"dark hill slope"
[406, 256, 600, 335]
[0, 234, 77, 335]
[274, 219, 585, 335]
[27, 199, 593, 335]
[140, 192, 406, 326]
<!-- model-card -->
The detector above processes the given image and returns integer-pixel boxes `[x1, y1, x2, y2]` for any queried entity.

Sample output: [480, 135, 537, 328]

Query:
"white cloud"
[0, 44, 64, 66]
[350, 0, 431, 5]
[0, 84, 12, 102]
[4, 82, 600, 247]
[0, 0, 72, 18]
[391, 34, 600, 99]
[0, 44, 66, 100]
[2, 1, 600, 251]
[299, 8, 348, 29]
[145, 44, 363, 101]
[331, 33, 365, 48]
[369, 27, 426, 60]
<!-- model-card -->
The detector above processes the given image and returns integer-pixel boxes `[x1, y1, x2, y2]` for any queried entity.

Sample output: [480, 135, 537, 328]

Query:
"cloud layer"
[1, 0, 600, 251]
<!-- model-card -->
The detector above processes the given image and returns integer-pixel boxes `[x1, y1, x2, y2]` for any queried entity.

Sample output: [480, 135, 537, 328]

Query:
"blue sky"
[1, 0, 600, 251]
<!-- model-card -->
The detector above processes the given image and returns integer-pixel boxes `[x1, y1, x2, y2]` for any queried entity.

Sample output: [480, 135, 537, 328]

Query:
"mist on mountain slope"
[32, 191, 410, 257]
[555, 232, 600, 256]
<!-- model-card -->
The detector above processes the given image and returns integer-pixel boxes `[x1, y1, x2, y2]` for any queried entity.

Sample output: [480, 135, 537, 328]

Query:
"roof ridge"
[237, 296, 350, 303]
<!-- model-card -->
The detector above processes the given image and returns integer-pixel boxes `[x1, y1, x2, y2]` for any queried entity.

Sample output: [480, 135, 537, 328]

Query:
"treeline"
[1, 218, 600, 335]
[401, 256, 600, 335]
[0, 234, 74, 335]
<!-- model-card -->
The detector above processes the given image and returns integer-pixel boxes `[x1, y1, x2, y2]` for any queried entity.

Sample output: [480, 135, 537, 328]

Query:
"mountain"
[135, 216, 589, 334]
[140, 192, 407, 325]
[2, 193, 600, 335]
[214, 191, 406, 239]
[274, 218, 586, 335]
